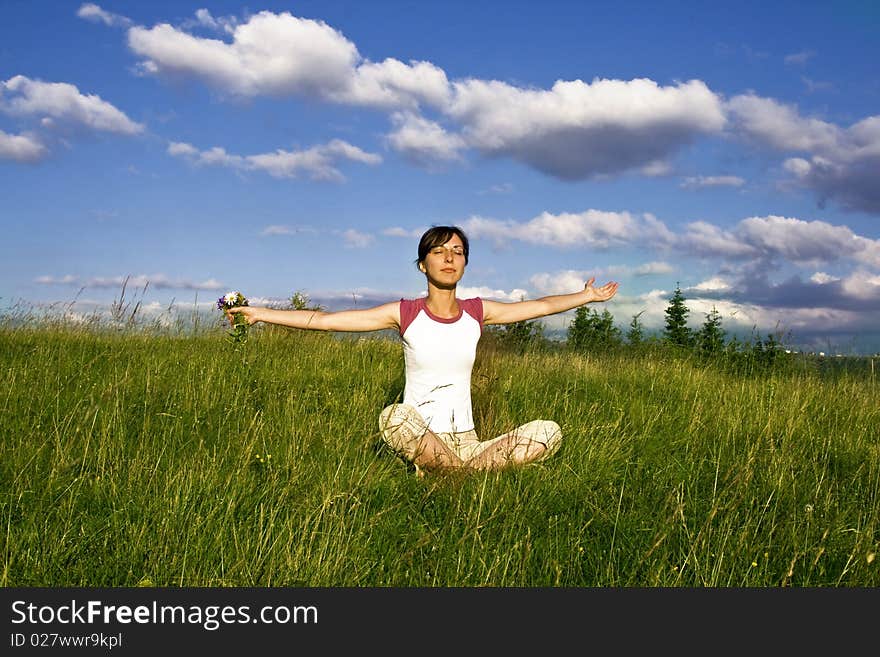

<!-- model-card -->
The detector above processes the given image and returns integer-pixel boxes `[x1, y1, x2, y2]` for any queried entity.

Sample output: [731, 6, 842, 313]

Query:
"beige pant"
[379, 403, 562, 465]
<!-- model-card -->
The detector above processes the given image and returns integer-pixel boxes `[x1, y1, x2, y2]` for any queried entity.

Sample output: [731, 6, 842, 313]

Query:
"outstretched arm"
[482, 277, 618, 325]
[226, 300, 401, 333]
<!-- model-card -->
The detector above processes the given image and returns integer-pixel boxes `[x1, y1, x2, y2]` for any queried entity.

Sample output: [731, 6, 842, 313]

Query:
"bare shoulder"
[373, 300, 402, 325]
[481, 298, 513, 324]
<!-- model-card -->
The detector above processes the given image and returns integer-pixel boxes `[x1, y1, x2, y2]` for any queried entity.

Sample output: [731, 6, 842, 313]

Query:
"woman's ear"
[418, 262, 426, 272]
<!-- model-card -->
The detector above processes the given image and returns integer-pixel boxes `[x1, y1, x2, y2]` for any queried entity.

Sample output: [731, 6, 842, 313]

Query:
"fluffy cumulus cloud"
[703, 269, 880, 314]
[462, 209, 676, 249]
[728, 94, 880, 214]
[385, 112, 466, 166]
[447, 77, 726, 179]
[425, 204, 880, 344]
[78, 4, 880, 199]
[680, 215, 880, 268]
[1, 75, 143, 135]
[126, 10, 450, 109]
[692, 276, 732, 292]
[727, 94, 841, 152]
[99, 7, 732, 178]
[167, 138, 381, 182]
[0, 129, 46, 162]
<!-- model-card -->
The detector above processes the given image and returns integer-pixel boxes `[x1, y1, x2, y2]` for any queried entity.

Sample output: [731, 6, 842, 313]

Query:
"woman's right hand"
[226, 305, 259, 327]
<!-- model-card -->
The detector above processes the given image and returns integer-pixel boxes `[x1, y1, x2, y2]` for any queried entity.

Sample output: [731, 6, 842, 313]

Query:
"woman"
[226, 225, 619, 474]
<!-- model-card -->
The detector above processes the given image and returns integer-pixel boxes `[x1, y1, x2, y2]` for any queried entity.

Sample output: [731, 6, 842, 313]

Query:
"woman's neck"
[425, 285, 459, 318]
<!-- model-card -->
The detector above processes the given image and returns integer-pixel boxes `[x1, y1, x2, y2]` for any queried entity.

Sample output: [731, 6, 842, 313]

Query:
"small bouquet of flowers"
[217, 290, 249, 344]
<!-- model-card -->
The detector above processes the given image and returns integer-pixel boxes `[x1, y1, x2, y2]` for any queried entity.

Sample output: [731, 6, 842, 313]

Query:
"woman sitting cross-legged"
[226, 225, 619, 474]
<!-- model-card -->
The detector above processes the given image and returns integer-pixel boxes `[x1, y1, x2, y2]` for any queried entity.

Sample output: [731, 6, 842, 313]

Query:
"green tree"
[662, 283, 693, 347]
[568, 306, 622, 351]
[289, 291, 324, 311]
[696, 305, 726, 356]
[626, 311, 645, 346]
[487, 319, 546, 351]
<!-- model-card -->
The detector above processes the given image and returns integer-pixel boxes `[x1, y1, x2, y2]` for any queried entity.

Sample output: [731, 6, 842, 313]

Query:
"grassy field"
[2, 320, 878, 587]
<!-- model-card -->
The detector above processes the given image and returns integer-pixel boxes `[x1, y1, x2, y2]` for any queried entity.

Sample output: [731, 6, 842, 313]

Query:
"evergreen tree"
[488, 319, 545, 351]
[662, 283, 693, 347]
[697, 305, 726, 356]
[568, 306, 622, 350]
[627, 311, 645, 346]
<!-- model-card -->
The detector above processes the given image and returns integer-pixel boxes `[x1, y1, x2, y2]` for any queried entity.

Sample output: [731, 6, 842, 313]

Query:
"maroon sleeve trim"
[399, 297, 422, 336]
[461, 297, 483, 332]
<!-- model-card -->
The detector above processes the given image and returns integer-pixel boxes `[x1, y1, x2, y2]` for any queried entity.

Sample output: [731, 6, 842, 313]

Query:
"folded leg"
[379, 403, 465, 472]
[465, 420, 562, 470]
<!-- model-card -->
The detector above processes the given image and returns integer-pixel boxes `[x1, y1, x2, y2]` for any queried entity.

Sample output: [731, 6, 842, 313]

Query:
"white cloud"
[529, 270, 594, 296]
[456, 286, 529, 301]
[182, 9, 239, 34]
[89, 6, 880, 202]
[693, 276, 731, 291]
[246, 139, 381, 181]
[680, 215, 880, 268]
[35, 274, 225, 291]
[1, 75, 143, 135]
[640, 160, 673, 177]
[810, 272, 839, 284]
[729, 304, 862, 335]
[127, 11, 450, 110]
[617, 286, 861, 338]
[128, 13, 356, 99]
[680, 175, 745, 189]
[679, 221, 759, 258]
[339, 228, 375, 248]
[839, 270, 880, 300]
[386, 112, 466, 166]
[383, 226, 426, 239]
[35, 274, 78, 285]
[114, 10, 736, 181]
[737, 215, 875, 266]
[462, 209, 674, 249]
[634, 261, 675, 276]
[342, 58, 452, 109]
[726, 93, 840, 152]
[0, 129, 46, 162]
[728, 94, 880, 213]
[76, 3, 132, 28]
[449, 77, 726, 179]
[167, 138, 381, 181]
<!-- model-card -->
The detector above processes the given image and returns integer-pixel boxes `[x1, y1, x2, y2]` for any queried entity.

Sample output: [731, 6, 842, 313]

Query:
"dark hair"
[415, 225, 470, 268]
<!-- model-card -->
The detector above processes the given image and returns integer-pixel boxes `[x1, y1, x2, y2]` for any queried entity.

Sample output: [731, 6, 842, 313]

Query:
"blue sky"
[2, 1, 879, 353]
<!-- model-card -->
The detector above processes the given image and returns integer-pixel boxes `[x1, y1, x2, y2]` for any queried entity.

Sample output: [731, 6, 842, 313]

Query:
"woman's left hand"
[584, 277, 619, 303]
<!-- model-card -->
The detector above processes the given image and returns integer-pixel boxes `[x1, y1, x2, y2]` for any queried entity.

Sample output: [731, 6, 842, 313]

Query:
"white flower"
[225, 291, 238, 303]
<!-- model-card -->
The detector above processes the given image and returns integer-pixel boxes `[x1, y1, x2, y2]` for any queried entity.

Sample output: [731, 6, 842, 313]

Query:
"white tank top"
[398, 297, 483, 433]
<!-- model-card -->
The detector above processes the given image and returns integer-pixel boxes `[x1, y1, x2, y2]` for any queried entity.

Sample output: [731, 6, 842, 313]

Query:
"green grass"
[2, 322, 878, 586]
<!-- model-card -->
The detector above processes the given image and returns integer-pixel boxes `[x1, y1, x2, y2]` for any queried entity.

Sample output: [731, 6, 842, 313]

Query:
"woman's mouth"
[441, 268, 456, 273]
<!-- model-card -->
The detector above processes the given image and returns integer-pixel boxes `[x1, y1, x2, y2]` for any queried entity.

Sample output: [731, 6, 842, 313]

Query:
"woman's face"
[421, 234, 466, 288]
